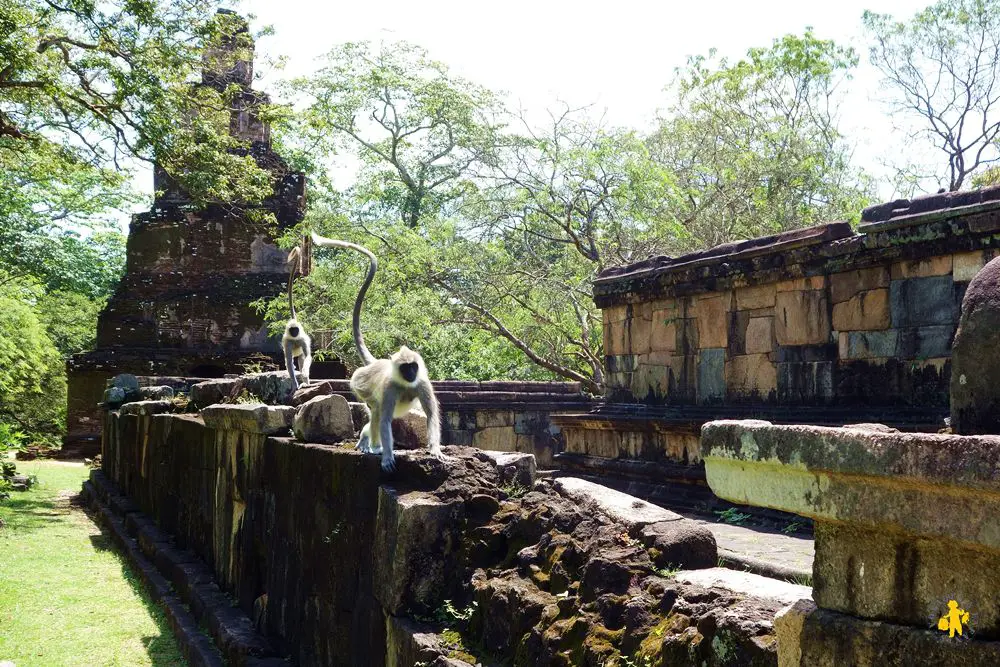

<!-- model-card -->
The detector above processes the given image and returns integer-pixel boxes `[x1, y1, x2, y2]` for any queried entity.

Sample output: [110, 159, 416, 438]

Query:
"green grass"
[0, 460, 187, 666]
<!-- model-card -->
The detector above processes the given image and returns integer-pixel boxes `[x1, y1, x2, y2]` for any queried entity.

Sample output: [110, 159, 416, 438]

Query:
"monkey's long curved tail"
[310, 232, 378, 365]
[287, 246, 302, 321]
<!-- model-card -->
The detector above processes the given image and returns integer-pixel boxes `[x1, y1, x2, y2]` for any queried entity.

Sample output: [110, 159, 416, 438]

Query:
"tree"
[288, 41, 506, 228]
[428, 109, 682, 392]
[1, 0, 276, 205]
[864, 0, 1000, 191]
[649, 31, 872, 248]
[0, 284, 66, 445]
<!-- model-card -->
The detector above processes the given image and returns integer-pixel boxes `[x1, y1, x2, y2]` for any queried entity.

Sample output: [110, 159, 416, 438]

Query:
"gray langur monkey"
[310, 232, 448, 472]
[282, 245, 311, 392]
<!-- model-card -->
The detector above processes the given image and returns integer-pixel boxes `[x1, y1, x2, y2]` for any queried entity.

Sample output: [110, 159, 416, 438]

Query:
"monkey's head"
[285, 319, 303, 339]
[392, 346, 422, 384]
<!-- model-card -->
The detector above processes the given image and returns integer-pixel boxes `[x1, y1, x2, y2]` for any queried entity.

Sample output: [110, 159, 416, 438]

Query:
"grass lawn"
[0, 460, 187, 667]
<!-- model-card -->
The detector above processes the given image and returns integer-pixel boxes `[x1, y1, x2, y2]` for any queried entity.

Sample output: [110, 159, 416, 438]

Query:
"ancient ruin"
[71, 11, 1000, 666]
[63, 14, 317, 458]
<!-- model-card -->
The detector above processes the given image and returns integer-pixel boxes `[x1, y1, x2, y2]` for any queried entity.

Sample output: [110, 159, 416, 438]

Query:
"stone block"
[392, 407, 429, 450]
[890, 276, 959, 327]
[831, 288, 890, 331]
[602, 304, 628, 323]
[845, 330, 898, 359]
[373, 488, 465, 615]
[952, 256, 1000, 434]
[292, 395, 353, 444]
[830, 266, 890, 303]
[649, 310, 678, 353]
[697, 348, 725, 402]
[472, 425, 516, 452]
[640, 523, 717, 569]
[139, 385, 175, 400]
[190, 379, 239, 410]
[476, 450, 536, 488]
[891, 254, 952, 279]
[349, 401, 369, 433]
[778, 601, 1000, 667]
[953, 250, 990, 282]
[603, 319, 626, 355]
[476, 410, 514, 429]
[897, 325, 955, 359]
[775, 276, 825, 292]
[629, 303, 652, 355]
[228, 371, 297, 405]
[775, 289, 830, 345]
[674, 568, 809, 606]
[694, 294, 728, 349]
[725, 354, 777, 399]
[289, 382, 334, 407]
[777, 361, 834, 402]
[745, 316, 774, 354]
[201, 404, 295, 435]
[110, 374, 141, 394]
[119, 400, 174, 416]
[735, 284, 777, 310]
[813, 521, 1000, 636]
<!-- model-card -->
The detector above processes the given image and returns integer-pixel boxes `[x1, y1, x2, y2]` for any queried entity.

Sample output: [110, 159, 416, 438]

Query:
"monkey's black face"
[288, 326, 300, 337]
[399, 362, 419, 383]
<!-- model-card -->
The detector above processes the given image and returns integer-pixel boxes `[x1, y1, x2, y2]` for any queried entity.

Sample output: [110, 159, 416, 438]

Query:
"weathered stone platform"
[702, 419, 1000, 664]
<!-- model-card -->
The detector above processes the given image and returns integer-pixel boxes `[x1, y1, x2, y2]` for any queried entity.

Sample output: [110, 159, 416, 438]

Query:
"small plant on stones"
[617, 531, 637, 547]
[782, 520, 805, 534]
[655, 563, 680, 578]
[500, 481, 529, 499]
[232, 390, 264, 405]
[714, 508, 752, 525]
[620, 653, 655, 667]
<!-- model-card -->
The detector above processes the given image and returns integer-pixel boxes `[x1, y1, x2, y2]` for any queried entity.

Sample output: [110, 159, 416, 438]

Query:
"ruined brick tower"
[64, 11, 312, 454]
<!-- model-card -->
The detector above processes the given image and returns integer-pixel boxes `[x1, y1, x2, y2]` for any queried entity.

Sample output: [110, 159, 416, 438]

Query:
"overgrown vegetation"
[0, 461, 187, 664]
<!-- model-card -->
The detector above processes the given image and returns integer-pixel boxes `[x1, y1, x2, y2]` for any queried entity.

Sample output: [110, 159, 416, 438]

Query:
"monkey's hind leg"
[356, 422, 372, 453]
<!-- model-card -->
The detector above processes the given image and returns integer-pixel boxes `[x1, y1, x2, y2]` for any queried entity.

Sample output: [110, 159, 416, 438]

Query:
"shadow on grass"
[0, 494, 71, 535]
[83, 509, 197, 666]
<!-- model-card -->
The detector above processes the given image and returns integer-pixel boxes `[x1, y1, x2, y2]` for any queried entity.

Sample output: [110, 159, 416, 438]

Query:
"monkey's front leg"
[378, 389, 398, 472]
[284, 344, 299, 392]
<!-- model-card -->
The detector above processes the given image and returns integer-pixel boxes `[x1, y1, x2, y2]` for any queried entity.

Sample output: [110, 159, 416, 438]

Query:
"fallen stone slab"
[674, 567, 811, 606]
[201, 404, 295, 435]
[553, 476, 686, 529]
[227, 371, 300, 405]
[293, 394, 354, 444]
[290, 381, 334, 407]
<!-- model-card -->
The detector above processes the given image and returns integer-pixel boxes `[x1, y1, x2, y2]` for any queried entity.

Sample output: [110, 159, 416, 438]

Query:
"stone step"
[83, 471, 285, 667]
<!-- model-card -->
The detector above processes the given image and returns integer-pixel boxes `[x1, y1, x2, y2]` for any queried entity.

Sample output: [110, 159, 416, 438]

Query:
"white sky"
[124, 0, 939, 226]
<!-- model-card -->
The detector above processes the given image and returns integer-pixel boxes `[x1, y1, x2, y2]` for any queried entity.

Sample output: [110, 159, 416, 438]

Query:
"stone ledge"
[674, 567, 811, 606]
[84, 471, 282, 666]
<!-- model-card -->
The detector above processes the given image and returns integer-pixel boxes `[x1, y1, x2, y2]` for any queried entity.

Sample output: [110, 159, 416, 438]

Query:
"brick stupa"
[64, 12, 317, 455]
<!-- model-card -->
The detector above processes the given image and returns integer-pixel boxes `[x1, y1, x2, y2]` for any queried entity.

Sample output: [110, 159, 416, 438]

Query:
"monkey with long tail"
[310, 233, 448, 472]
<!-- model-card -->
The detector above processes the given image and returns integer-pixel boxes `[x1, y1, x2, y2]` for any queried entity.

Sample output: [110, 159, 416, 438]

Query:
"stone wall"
[90, 390, 811, 666]
[594, 188, 1000, 413]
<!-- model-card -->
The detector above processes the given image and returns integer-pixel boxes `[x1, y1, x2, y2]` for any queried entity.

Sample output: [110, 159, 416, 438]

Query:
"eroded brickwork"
[64, 15, 310, 453]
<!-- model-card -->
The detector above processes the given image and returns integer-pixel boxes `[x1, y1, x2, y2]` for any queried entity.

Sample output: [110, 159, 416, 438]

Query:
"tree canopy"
[864, 0, 1000, 190]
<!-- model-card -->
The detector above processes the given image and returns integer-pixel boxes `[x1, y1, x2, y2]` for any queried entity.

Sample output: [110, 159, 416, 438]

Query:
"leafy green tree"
[288, 41, 506, 228]
[864, 0, 1000, 191]
[649, 31, 872, 248]
[0, 284, 66, 445]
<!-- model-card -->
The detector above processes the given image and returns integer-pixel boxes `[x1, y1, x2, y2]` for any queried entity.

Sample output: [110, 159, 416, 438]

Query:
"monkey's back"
[349, 359, 392, 403]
